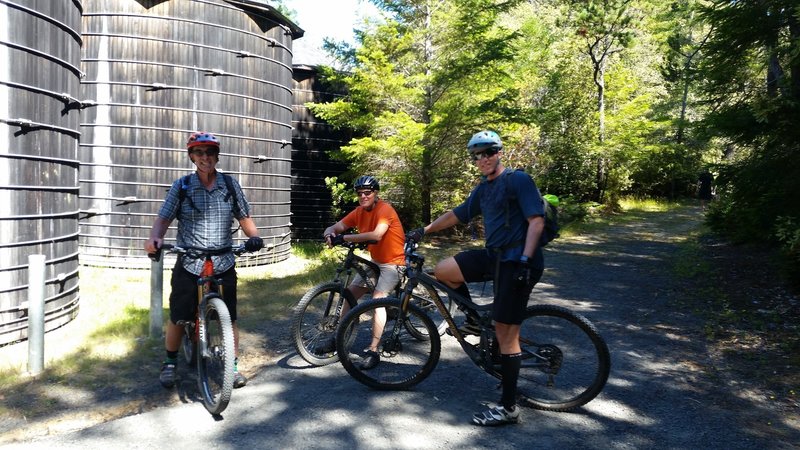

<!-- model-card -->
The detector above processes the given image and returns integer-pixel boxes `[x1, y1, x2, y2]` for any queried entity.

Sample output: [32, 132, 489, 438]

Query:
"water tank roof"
[224, 0, 304, 38]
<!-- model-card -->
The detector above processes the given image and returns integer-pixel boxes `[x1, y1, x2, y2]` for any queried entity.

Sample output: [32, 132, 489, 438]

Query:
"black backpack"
[498, 169, 560, 247]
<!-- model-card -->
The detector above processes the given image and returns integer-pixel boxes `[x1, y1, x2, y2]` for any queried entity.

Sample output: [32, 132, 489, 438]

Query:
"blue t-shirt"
[453, 169, 545, 263]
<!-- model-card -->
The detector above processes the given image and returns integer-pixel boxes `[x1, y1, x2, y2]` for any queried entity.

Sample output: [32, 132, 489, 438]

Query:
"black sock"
[166, 350, 178, 362]
[500, 352, 522, 410]
[454, 283, 472, 302]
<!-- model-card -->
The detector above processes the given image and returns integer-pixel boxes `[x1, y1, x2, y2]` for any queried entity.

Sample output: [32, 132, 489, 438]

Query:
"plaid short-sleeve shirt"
[158, 171, 251, 275]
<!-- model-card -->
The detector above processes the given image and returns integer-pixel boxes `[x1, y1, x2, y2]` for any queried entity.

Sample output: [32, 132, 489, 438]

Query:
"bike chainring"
[537, 344, 563, 374]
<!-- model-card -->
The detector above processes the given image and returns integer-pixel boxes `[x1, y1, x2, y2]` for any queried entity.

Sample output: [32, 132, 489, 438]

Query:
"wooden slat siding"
[78, 0, 296, 268]
[289, 65, 354, 240]
[0, 0, 83, 345]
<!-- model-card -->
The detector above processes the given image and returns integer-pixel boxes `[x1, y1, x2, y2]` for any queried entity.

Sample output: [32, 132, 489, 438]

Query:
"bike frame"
[156, 244, 238, 361]
[333, 245, 380, 295]
[395, 243, 497, 371]
[395, 241, 576, 380]
[194, 257, 223, 360]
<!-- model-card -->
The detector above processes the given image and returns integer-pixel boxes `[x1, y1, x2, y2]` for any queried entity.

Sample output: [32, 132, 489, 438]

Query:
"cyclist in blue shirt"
[145, 132, 263, 390]
[407, 130, 545, 426]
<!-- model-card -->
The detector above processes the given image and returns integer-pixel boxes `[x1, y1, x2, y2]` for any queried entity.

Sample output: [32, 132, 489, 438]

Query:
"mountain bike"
[336, 239, 611, 412]
[149, 243, 255, 415]
[291, 239, 445, 366]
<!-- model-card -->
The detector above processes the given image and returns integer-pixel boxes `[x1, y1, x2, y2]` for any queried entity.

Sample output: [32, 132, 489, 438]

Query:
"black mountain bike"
[149, 243, 255, 415]
[336, 239, 611, 412]
[291, 239, 444, 366]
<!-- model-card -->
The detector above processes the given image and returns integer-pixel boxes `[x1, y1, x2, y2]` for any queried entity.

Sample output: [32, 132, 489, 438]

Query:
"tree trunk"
[421, 1, 434, 224]
[677, 60, 690, 145]
[594, 58, 606, 202]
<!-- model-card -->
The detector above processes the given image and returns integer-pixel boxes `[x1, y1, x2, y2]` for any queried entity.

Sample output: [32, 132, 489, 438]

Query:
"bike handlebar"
[403, 239, 426, 268]
[148, 242, 272, 262]
[326, 237, 378, 251]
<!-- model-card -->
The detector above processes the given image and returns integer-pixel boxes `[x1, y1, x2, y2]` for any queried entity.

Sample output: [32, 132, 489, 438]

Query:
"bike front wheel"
[514, 304, 610, 412]
[291, 282, 355, 366]
[337, 297, 441, 390]
[198, 295, 235, 415]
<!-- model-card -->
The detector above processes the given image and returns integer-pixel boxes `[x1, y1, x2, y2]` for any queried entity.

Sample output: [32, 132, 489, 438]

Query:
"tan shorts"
[350, 262, 402, 296]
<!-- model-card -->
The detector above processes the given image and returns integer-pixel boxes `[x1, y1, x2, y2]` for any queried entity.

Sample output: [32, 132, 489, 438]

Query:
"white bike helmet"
[467, 130, 502, 154]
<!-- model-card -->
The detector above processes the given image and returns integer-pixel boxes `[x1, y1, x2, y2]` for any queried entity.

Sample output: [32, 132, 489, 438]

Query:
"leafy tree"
[625, 0, 713, 199]
[309, 0, 527, 225]
[524, 0, 669, 204]
[697, 0, 800, 267]
[558, 0, 639, 202]
[658, 0, 711, 145]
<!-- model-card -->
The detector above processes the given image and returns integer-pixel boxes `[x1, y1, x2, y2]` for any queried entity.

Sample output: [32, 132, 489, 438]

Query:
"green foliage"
[303, 0, 799, 284]
[775, 216, 800, 258]
[309, 0, 528, 225]
[696, 0, 800, 284]
[324, 176, 353, 219]
[270, 0, 297, 21]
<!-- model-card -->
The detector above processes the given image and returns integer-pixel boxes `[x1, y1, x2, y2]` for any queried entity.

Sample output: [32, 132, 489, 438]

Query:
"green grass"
[559, 196, 687, 238]
[0, 239, 476, 424]
[0, 246, 336, 420]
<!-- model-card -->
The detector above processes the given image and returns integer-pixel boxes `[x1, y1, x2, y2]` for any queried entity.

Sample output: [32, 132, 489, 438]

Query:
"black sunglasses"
[471, 149, 498, 161]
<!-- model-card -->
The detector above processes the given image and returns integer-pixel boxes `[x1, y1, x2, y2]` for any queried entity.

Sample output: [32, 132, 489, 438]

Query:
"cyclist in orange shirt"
[322, 175, 405, 369]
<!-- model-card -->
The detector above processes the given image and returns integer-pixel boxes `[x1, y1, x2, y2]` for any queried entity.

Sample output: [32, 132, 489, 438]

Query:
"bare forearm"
[523, 216, 544, 258]
[144, 217, 172, 253]
[424, 211, 460, 235]
[238, 216, 259, 238]
[323, 221, 346, 237]
[349, 222, 388, 243]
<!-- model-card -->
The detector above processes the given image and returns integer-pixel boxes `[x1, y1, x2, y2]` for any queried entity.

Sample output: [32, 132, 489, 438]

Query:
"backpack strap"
[221, 172, 242, 234]
[502, 168, 517, 229]
[178, 174, 200, 212]
[177, 172, 239, 214]
[220, 172, 239, 214]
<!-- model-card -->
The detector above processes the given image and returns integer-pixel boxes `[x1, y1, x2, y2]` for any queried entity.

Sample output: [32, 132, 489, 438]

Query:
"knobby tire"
[337, 297, 441, 390]
[198, 296, 235, 415]
[291, 282, 356, 366]
[514, 304, 610, 412]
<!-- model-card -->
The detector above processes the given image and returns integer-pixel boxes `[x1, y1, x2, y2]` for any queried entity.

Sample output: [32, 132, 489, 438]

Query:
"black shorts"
[169, 262, 238, 323]
[454, 249, 542, 325]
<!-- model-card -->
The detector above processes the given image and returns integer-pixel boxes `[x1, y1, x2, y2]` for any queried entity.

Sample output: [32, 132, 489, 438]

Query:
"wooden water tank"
[0, 0, 83, 345]
[291, 64, 352, 240]
[79, 0, 302, 268]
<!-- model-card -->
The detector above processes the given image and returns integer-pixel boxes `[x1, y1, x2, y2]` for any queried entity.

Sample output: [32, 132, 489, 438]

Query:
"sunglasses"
[471, 149, 498, 162]
[191, 149, 219, 157]
[356, 190, 375, 197]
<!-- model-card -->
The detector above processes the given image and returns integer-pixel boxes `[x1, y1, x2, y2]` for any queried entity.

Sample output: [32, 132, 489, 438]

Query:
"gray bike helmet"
[354, 175, 380, 191]
[467, 130, 503, 154]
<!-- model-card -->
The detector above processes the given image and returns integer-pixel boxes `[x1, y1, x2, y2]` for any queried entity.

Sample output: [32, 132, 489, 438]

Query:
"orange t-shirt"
[342, 199, 405, 265]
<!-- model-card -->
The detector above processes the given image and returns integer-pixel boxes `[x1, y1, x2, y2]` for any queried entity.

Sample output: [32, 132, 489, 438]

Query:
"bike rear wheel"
[198, 295, 235, 415]
[337, 297, 440, 390]
[291, 282, 356, 366]
[514, 304, 610, 412]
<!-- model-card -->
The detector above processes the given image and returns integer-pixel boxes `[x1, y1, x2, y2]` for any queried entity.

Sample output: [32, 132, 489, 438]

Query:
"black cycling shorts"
[169, 261, 238, 323]
[454, 249, 542, 325]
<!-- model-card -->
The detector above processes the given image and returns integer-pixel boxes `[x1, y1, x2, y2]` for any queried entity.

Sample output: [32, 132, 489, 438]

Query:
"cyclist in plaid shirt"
[145, 131, 263, 390]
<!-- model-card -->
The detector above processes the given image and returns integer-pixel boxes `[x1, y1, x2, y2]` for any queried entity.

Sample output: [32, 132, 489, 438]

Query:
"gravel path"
[4, 204, 798, 449]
